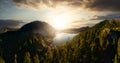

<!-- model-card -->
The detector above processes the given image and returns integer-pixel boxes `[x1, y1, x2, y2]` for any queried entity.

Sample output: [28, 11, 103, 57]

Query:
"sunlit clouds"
[41, 6, 96, 29]
[0, 0, 120, 30]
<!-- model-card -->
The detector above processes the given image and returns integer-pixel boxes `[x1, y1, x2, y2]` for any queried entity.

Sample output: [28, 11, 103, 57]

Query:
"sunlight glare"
[52, 15, 69, 30]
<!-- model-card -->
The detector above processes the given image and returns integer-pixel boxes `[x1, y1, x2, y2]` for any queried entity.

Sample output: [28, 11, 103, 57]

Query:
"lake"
[53, 33, 78, 45]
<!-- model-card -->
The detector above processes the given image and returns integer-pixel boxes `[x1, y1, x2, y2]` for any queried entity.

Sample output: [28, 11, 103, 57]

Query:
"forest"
[0, 20, 120, 63]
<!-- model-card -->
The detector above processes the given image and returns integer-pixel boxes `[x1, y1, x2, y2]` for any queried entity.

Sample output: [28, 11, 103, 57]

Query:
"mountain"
[59, 20, 120, 63]
[0, 20, 24, 29]
[0, 21, 56, 63]
[43, 20, 120, 63]
[0, 20, 120, 63]
[59, 26, 90, 33]
[67, 20, 120, 63]
[0, 20, 25, 33]
[20, 21, 56, 41]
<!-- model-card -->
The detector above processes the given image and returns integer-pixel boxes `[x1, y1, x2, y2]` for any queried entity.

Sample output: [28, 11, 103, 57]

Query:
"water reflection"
[53, 33, 78, 45]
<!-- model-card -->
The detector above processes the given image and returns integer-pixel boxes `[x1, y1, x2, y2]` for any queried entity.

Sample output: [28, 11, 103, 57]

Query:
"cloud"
[83, 0, 120, 11]
[0, 4, 4, 10]
[12, 0, 41, 9]
[91, 13, 120, 20]
[10, 0, 120, 11]
[0, 5, 3, 9]
[11, 0, 55, 9]
[53, 0, 120, 11]
[0, 0, 119, 11]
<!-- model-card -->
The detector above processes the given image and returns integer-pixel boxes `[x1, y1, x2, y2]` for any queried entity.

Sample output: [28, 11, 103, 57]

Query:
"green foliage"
[42, 20, 120, 63]
[24, 52, 32, 63]
[0, 57, 5, 63]
[0, 20, 120, 63]
[14, 54, 17, 63]
[33, 54, 40, 63]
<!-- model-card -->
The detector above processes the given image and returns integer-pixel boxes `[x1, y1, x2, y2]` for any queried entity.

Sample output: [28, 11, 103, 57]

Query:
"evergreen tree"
[0, 57, 5, 63]
[33, 54, 40, 63]
[24, 52, 32, 63]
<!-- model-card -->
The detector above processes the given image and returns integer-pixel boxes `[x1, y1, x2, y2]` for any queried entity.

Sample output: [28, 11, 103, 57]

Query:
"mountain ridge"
[0, 20, 120, 63]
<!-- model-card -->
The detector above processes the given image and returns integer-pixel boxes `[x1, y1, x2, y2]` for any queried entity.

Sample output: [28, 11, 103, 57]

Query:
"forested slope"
[0, 20, 120, 63]
[43, 20, 120, 63]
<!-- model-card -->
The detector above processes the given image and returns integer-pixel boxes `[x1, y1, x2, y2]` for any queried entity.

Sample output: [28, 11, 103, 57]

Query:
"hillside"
[43, 20, 120, 63]
[0, 20, 120, 63]
[0, 21, 55, 63]
[66, 20, 120, 63]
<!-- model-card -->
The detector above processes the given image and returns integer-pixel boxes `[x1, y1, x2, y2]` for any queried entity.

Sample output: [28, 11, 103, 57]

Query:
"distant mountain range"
[59, 26, 90, 33]
[0, 19, 89, 34]
[0, 20, 25, 29]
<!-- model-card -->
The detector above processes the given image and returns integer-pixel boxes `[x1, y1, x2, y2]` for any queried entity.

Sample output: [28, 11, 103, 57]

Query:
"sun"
[53, 21, 65, 30]
[51, 15, 69, 30]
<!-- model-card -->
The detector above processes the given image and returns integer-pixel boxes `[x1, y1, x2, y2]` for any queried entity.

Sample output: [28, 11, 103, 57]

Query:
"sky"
[0, 0, 120, 29]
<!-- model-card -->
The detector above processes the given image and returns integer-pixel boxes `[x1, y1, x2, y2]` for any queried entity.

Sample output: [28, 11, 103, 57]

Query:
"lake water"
[53, 33, 78, 45]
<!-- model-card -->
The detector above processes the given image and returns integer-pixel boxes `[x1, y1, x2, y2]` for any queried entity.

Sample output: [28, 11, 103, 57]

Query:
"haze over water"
[53, 33, 78, 45]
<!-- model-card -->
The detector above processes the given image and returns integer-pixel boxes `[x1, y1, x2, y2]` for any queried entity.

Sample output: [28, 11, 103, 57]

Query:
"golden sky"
[0, 0, 120, 29]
